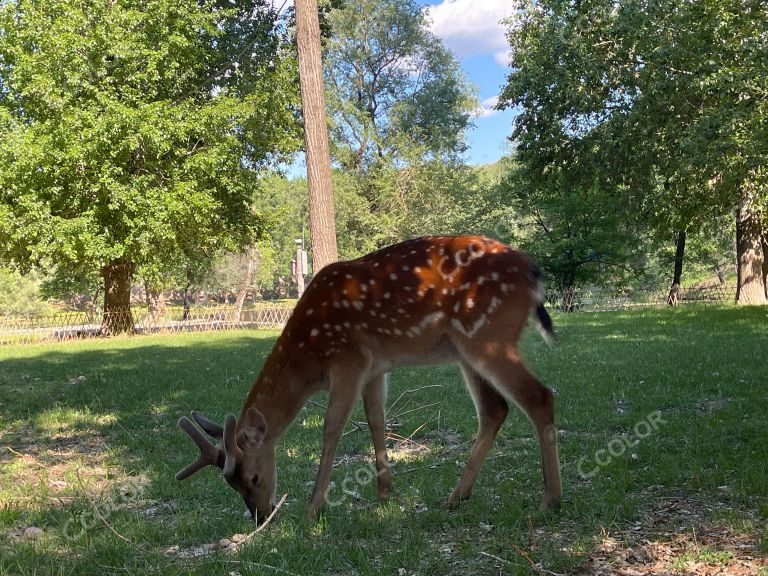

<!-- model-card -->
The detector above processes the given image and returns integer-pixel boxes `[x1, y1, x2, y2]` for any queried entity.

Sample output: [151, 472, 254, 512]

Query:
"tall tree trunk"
[295, 0, 338, 273]
[182, 267, 193, 321]
[735, 188, 766, 305]
[234, 250, 256, 322]
[667, 229, 686, 306]
[101, 258, 134, 335]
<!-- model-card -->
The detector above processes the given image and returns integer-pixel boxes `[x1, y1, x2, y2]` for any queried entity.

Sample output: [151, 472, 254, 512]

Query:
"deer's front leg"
[307, 361, 368, 519]
[363, 373, 392, 499]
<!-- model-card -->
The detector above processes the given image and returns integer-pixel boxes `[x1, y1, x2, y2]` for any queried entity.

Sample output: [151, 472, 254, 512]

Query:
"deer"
[176, 235, 561, 524]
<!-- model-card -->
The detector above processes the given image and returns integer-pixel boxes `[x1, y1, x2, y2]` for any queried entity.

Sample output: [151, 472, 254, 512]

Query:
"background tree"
[322, 0, 478, 250]
[498, 0, 767, 304]
[0, 0, 302, 333]
[295, 0, 338, 273]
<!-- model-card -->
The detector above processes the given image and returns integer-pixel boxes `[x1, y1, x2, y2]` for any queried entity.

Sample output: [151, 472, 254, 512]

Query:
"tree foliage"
[0, 0, 303, 330]
[498, 0, 767, 298]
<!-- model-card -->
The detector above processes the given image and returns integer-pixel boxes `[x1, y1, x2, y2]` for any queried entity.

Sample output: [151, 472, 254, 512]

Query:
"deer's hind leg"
[363, 373, 392, 499]
[447, 362, 509, 507]
[461, 345, 561, 510]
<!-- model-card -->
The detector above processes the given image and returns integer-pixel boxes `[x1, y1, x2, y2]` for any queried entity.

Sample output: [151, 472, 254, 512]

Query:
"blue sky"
[419, 0, 517, 165]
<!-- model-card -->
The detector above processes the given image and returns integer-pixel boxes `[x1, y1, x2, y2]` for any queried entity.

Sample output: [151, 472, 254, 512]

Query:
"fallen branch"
[75, 469, 153, 556]
[228, 493, 288, 550]
[507, 540, 566, 576]
[388, 384, 444, 414]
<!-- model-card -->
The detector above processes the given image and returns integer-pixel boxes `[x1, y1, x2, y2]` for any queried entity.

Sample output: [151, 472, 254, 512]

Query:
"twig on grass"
[507, 540, 566, 576]
[5, 446, 46, 468]
[388, 384, 444, 415]
[75, 469, 153, 556]
[229, 560, 301, 576]
[228, 493, 288, 551]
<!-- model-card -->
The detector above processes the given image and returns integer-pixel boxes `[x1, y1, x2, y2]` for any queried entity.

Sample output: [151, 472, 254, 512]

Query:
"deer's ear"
[239, 407, 268, 448]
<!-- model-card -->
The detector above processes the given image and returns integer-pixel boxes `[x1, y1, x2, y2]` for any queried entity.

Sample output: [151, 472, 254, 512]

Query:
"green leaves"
[498, 0, 768, 287]
[0, 0, 302, 300]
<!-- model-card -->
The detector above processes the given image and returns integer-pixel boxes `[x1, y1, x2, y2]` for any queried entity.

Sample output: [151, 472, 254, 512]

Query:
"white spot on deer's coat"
[383, 292, 391, 299]
[478, 276, 486, 285]
[298, 342, 305, 348]
[353, 301, 364, 311]
[390, 273, 398, 281]
[488, 296, 502, 314]
[310, 328, 319, 337]
[345, 274, 353, 279]
[418, 311, 445, 330]
[466, 298, 475, 309]
[501, 283, 510, 294]
[360, 283, 368, 292]
[491, 272, 499, 281]
[342, 300, 350, 308]
[306, 308, 314, 316]
[402, 265, 410, 271]
[393, 329, 402, 335]
[333, 302, 341, 309]
[453, 302, 461, 313]
[451, 314, 487, 337]
[324, 323, 330, 329]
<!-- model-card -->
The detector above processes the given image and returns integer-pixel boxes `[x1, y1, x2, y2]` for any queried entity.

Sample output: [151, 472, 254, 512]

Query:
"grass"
[1, 306, 766, 575]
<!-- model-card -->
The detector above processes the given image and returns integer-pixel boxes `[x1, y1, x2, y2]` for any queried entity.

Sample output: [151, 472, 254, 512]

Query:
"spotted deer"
[176, 235, 561, 523]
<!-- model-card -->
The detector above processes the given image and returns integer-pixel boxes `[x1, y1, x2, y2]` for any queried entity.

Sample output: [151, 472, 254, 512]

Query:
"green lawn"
[1, 307, 767, 575]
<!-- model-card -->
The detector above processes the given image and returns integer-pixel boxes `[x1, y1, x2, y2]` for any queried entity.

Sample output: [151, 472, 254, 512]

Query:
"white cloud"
[425, 0, 515, 62]
[475, 95, 500, 118]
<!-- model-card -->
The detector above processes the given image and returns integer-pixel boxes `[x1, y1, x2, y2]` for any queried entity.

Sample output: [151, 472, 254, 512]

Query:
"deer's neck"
[240, 341, 321, 443]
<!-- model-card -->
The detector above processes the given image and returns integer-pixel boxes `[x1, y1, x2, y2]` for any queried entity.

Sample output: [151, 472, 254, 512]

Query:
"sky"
[419, 0, 517, 165]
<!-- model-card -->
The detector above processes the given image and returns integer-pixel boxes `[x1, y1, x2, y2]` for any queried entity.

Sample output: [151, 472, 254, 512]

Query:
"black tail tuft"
[534, 303, 555, 345]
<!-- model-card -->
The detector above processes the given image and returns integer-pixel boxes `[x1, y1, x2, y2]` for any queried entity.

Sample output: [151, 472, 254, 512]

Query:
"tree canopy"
[0, 0, 302, 331]
[498, 0, 768, 302]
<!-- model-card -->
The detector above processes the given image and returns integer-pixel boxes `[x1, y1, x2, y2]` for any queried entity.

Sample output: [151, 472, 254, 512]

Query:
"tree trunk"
[560, 270, 577, 313]
[101, 258, 135, 335]
[234, 250, 256, 322]
[762, 233, 768, 299]
[735, 188, 766, 305]
[295, 0, 338, 273]
[667, 229, 686, 306]
[144, 281, 166, 322]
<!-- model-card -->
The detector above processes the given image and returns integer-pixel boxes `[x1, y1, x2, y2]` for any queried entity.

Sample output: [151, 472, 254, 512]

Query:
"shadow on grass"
[1, 306, 766, 575]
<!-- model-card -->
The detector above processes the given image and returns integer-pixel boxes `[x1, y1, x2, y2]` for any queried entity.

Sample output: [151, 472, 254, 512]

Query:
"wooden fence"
[0, 283, 737, 346]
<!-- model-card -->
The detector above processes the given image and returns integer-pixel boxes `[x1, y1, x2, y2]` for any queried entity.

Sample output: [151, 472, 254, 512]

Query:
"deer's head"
[176, 409, 276, 523]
